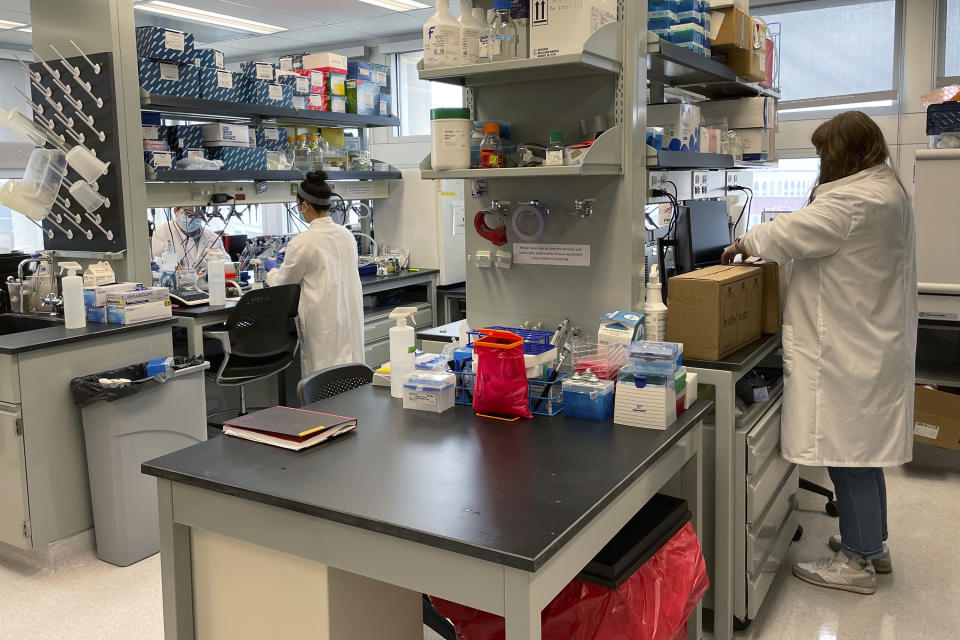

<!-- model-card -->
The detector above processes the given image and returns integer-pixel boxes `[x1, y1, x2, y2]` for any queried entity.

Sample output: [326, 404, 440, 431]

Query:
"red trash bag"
[431, 522, 708, 640]
[472, 329, 532, 419]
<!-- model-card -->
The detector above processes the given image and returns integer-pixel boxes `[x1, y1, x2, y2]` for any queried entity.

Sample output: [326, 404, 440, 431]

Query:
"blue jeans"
[828, 467, 888, 559]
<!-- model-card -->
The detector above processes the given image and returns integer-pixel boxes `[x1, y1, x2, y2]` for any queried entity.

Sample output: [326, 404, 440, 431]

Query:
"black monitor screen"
[687, 200, 730, 269]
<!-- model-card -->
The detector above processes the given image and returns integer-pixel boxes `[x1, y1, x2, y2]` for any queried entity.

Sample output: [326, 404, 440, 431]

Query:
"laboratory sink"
[0, 314, 63, 336]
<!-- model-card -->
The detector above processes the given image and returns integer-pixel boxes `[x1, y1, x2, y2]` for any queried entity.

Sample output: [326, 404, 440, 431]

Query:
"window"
[939, 0, 960, 83]
[750, 158, 820, 228]
[754, 0, 900, 105]
[396, 51, 464, 137]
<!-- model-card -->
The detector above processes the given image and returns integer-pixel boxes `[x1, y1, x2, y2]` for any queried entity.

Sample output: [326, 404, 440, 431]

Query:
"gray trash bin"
[79, 362, 208, 566]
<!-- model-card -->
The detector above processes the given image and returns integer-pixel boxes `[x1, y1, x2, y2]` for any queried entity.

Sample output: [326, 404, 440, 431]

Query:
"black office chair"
[295, 363, 457, 640]
[297, 362, 375, 405]
[205, 284, 301, 417]
[801, 479, 840, 517]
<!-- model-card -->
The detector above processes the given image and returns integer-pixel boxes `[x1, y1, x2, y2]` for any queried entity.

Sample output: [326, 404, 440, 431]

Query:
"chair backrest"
[225, 284, 301, 358]
[298, 362, 374, 405]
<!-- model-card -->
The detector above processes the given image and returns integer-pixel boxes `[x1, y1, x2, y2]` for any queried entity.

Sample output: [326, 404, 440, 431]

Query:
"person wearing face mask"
[151, 206, 226, 270]
[265, 171, 364, 376]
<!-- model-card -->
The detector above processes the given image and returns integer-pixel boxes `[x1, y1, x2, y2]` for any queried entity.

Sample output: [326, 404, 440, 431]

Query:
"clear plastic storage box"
[403, 371, 456, 413]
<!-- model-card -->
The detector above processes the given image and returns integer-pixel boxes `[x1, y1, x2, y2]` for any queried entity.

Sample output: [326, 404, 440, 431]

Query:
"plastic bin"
[73, 360, 208, 566]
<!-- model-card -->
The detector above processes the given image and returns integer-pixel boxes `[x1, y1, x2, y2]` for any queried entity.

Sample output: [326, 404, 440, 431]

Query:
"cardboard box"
[276, 71, 311, 95]
[914, 386, 960, 450]
[278, 53, 307, 70]
[329, 95, 346, 113]
[720, 46, 766, 82]
[697, 96, 777, 129]
[168, 125, 204, 150]
[256, 127, 288, 151]
[199, 68, 242, 102]
[732, 127, 772, 162]
[598, 310, 646, 345]
[138, 59, 200, 98]
[241, 61, 276, 81]
[83, 283, 139, 307]
[307, 93, 329, 112]
[301, 52, 348, 74]
[207, 146, 268, 170]
[144, 150, 174, 171]
[105, 287, 170, 306]
[243, 80, 294, 108]
[346, 79, 380, 115]
[135, 26, 195, 64]
[710, 0, 749, 11]
[647, 103, 701, 152]
[86, 306, 107, 324]
[195, 48, 224, 69]
[107, 300, 173, 325]
[710, 6, 750, 51]
[666, 265, 763, 361]
[175, 148, 206, 162]
[292, 95, 307, 111]
[530, 0, 617, 59]
[745, 258, 780, 334]
[202, 123, 249, 147]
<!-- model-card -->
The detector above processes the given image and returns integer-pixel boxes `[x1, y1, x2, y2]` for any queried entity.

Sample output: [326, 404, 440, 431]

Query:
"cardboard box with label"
[529, 0, 617, 59]
[718, 46, 767, 82]
[732, 127, 773, 162]
[914, 385, 960, 450]
[697, 96, 777, 129]
[138, 59, 200, 99]
[744, 258, 781, 334]
[202, 123, 249, 148]
[647, 102, 701, 152]
[135, 26, 195, 64]
[710, 6, 750, 51]
[666, 265, 763, 361]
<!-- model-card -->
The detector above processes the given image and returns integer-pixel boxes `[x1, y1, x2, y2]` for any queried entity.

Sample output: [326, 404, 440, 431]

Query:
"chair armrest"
[205, 330, 232, 354]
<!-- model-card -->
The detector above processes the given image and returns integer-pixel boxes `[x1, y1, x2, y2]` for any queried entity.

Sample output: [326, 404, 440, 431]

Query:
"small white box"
[402, 371, 456, 413]
[599, 311, 646, 346]
[202, 123, 249, 147]
[685, 371, 699, 409]
[647, 103, 701, 152]
[84, 282, 141, 307]
[530, 0, 617, 59]
[614, 382, 677, 429]
[106, 299, 173, 324]
[82, 261, 116, 287]
[300, 52, 348, 73]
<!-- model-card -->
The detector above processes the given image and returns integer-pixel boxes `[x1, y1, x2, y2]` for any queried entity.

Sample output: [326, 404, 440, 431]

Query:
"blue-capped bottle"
[488, 0, 518, 62]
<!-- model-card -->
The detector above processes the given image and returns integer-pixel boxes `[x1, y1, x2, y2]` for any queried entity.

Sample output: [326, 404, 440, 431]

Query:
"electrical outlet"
[692, 170, 726, 198]
[725, 170, 754, 190]
[648, 170, 692, 202]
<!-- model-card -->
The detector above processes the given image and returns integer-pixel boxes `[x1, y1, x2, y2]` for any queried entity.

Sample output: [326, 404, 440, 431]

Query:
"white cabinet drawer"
[746, 399, 782, 475]
[0, 401, 29, 549]
[747, 454, 793, 524]
[364, 304, 432, 344]
[747, 466, 799, 574]
[364, 337, 391, 368]
[748, 510, 799, 619]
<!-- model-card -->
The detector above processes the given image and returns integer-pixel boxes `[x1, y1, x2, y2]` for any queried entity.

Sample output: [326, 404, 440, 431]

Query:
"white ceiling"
[0, 0, 431, 56]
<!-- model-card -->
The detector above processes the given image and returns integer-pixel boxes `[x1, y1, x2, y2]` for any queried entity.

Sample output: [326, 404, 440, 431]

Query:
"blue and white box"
[347, 60, 377, 83]
[208, 147, 268, 170]
[241, 61, 276, 81]
[141, 123, 168, 142]
[278, 53, 307, 71]
[107, 300, 173, 325]
[256, 127, 288, 151]
[276, 72, 310, 95]
[648, 10, 679, 31]
[195, 48, 224, 69]
[647, 102, 701, 152]
[86, 307, 107, 324]
[202, 123, 249, 147]
[138, 59, 199, 98]
[168, 125, 205, 150]
[144, 150, 175, 171]
[243, 79, 294, 108]
[598, 310, 646, 345]
[329, 95, 346, 113]
[199, 68, 242, 102]
[106, 287, 170, 305]
[292, 95, 307, 111]
[176, 148, 207, 162]
[135, 26, 195, 64]
[378, 91, 391, 117]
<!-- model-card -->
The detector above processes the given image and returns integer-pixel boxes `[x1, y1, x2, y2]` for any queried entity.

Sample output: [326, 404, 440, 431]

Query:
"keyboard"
[170, 290, 210, 306]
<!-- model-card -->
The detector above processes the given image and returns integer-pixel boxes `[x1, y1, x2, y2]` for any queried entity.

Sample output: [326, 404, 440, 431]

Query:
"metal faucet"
[41, 293, 64, 316]
[15, 252, 59, 315]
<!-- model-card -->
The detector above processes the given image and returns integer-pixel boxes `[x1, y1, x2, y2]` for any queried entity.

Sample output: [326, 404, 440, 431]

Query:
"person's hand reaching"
[264, 258, 278, 272]
[721, 240, 750, 265]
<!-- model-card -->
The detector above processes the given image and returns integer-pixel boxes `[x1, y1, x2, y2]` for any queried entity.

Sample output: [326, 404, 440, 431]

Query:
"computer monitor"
[674, 199, 730, 274]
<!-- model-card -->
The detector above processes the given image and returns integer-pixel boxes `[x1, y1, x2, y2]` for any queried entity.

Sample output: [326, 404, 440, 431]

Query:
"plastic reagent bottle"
[478, 123, 503, 168]
[295, 135, 310, 170]
[545, 130, 565, 166]
[423, 0, 462, 68]
[477, 8, 492, 59]
[644, 263, 668, 342]
[459, 0, 486, 65]
[489, 0, 518, 61]
[308, 134, 324, 170]
[389, 306, 418, 399]
[206, 248, 227, 307]
[60, 261, 85, 329]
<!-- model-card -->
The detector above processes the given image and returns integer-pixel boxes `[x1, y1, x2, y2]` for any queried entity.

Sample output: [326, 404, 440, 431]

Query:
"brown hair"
[809, 110, 906, 203]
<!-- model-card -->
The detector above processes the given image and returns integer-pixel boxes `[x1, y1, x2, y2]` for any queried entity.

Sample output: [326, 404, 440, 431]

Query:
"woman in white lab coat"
[265, 171, 365, 376]
[723, 111, 917, 595]
[151, 206, 226, 270]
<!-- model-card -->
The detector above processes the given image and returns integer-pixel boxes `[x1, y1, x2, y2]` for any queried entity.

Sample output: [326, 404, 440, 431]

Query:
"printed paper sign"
[914, 421, 940, 440]
[268, 84, 283, 101]
[164, 30, 185, 52]
[265, 128, 280, 141]
[216, 71, 233, 89]
[159, 63, 179, 82]
[513, 243, 590, 266]
[256, 63, 274, 80]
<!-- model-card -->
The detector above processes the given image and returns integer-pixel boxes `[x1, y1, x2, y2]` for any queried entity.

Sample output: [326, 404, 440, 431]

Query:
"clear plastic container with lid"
[22, 149, 67, 208]
[430, 107, 472, 170]
[478, 122, 503, 168]
[562, 371, 615, 421]
[545, 130, 565, 166]
[403, 371, 456, 413]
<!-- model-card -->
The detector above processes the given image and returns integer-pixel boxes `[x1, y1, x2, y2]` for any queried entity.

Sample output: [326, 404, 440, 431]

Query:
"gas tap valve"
[571, 198, 597, 219]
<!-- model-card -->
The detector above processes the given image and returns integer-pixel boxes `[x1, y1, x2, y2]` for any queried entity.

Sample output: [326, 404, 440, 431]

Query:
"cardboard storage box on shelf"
[278, 53, 307, 70]
[348, 61, 391, 90]
[106, 300, 173, 325]
[697, 96, 777, 129]
[195, 48, 224, 70]
[301, 52, 348, 73]
[138, 59, 199, 98]
[347, 79, 380, 116]
[202, 123, 249, 147]
[199, 68, 242, 102]
[914, 386, 960, 450]
[307, 93, 329, 112]
[207, 147, 268, 171]
[168, 125, 204, 150]
[529, 0, 617, 59]
[293, 95, 307, 110]
[718, 46, 766, 82]
[241, 61, 276, 81]
[243, 80, 294, 108]
[744, 258, 780, 334]
[144, 150, 174, 172]
[379, 92, 391, 117]
[257, 127, 288, 151]
[276, 71, 311, 96]
[141, 124, 167, 143]
[329, 95, 347, 113]
[647, 103, 701, 152]
[666, 265, 763, 361]
[135, 26, 195, 64]
[710, 6, 750, 51]
[733, 127, 773, 162]
[176, 148, 206, 162]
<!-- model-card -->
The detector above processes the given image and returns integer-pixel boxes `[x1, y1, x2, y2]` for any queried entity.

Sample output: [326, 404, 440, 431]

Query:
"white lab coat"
[266, 217, 365, 376]
[151, 220, 226, 270]
[740, 164, 917, 467]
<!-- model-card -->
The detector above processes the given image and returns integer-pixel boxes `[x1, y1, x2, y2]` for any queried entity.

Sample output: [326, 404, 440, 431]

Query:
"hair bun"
[306, 170, 329, 184]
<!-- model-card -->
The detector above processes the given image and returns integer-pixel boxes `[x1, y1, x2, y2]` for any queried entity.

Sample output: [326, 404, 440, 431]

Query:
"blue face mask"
[177, 212, 203, 234]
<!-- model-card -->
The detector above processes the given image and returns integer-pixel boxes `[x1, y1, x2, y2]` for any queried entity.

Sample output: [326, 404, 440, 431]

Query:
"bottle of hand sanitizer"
[206, 248, 226, 306]
[644, 264, 668, 342]
[60, 261, 85, 329]
[389, 307, 418, 398]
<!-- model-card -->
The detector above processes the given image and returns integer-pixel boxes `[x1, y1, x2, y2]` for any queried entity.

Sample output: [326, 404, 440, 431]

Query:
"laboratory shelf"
[420, 125, 622, 179]
[140, 94, 401, 128]
[146, 169, 402, 183]
[651, 150, 735, 169]
[418, 22, 622, 87]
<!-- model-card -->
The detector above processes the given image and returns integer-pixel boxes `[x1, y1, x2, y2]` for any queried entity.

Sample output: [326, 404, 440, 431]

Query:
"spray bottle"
[160, 241, 179, 290]
[206, 247, 226, 306]
[59, 261, 85, 329]
[389, 306, 418, 398]
[644, 264, 668, 342]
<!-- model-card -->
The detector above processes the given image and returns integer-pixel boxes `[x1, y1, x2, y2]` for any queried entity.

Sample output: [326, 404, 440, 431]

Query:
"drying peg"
[14, 86, 44, 116]
[11, 52, 41, 83]
[75, 115, 106, 143]
[72, 76, 103, 110]
[62, 213, 93, 240]
[32, 51, 62, 82]
[45, 213, 72, 239]
[70, 41, 101, 75]
[52, 111, 75, 131]
[50, 44, 80, 77]
[30, 77, 53, 99]
[84, 213, 113, 240]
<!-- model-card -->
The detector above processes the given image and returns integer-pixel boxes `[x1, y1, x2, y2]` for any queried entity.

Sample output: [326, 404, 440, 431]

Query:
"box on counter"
[710, 5, 750, 51]
[107, 300, 173, 325]
[138, 59, 200, 98]
[135, 26, 195, 64]
[914, 386, 960, 451]
[257, 127, 288, 151]
[346, 78, 379, 115]
[199, 68, 242, 102]
[207, 146, 268, 170]
[168, 124, 204, 150]
[744, 258, 781, 334]
[195, 48, 224, 69]
[717, 45, 767, 82]
[241, 60, 276, 81]
[667, 265, 762, 361]
[647, 102, 701, 152]
[698, 96, 776, 129]
[530, 0, 617, 58]
[378, 91, 391, 117]
[105, 287, 170, 306]
[175, 147, 207, 162]
[202, 123, 249, 147]
[243, 79, 294, 108]
[278, 52, 307, 70]
[86, 306, 108, 324]
[614, 381, 678, 429]
[276, 71, 311, 95]
[301, 52, 348, 74]
[599, 310, 646, 346]
[83, 282, 139, 307]
[732, 127, 773, 162]
[144, 150, 175, 171]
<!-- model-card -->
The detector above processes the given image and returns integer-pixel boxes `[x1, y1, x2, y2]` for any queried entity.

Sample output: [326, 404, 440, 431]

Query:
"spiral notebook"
[223, 406, 357, 451]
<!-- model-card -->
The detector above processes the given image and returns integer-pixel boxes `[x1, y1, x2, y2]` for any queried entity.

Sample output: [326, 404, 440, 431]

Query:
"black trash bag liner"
[71, 356, 205, 408]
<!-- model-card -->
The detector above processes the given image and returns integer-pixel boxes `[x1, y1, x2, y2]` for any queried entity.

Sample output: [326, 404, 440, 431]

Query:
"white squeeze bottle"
[206, 248, 226, 306]
[389, 307, 418, 398]
[459, 0, 485, 65]
[644, 264, 668, 342]
[423, 0, 462, 68]
[59, 261, 85, 329]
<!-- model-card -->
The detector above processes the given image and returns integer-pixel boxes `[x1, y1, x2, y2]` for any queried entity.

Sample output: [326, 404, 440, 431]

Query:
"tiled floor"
[2, 444, 957, 640]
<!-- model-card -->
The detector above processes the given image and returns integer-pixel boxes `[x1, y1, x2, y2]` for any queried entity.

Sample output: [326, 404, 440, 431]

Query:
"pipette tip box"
[135, 26, 196, 64]
[138, 59, 200, 99]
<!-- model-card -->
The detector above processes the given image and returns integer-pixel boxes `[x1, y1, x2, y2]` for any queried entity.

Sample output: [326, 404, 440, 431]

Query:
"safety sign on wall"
[513, 243, 591, 266]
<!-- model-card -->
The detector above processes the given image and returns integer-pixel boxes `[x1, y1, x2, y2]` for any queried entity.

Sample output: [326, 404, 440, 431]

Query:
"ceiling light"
[134, 1, 286, 35]
[356, 0, 429, 11]
[0, 20, 26, 29]
[17, 26, 32, 33]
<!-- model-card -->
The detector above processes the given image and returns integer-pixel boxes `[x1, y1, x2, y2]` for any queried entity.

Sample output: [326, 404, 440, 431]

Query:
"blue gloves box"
[256, 127, 288, 151]
[199, 68, 242, 102]
[168, 124, 204, 150]
[139, 59, 199, 98]
[195, 48, 224, 69]
[144, 150, 175, 171]
[242, 79, 294, 108]
[208, 147, 268, 170]
[135, 27, 195, 64]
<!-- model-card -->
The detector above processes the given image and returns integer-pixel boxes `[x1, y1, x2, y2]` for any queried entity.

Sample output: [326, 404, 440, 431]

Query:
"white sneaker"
[792, 551, 877, 595]
[828, 534, 892, 573]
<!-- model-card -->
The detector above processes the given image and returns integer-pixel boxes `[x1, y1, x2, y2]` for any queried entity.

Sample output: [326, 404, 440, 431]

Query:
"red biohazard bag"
[431, 522, 709, 640]
[472, 329, 532, 419]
